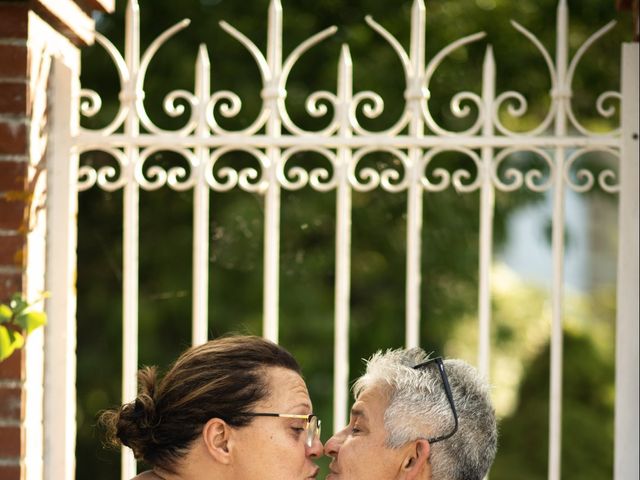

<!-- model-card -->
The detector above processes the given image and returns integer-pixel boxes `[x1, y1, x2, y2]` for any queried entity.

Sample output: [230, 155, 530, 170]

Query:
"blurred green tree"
[76, 0, 626, 477]
[491, 330, 615, 480]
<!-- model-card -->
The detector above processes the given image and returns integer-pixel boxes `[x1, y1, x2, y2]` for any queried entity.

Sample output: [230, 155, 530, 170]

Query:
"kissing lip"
[308, 467, 320, 478]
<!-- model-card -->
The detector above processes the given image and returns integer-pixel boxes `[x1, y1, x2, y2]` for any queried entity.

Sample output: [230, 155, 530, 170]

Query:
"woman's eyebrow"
[289, 402, 313, 412]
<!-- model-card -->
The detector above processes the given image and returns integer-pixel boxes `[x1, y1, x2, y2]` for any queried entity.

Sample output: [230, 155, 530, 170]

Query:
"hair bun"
[100, 366, 161, 462]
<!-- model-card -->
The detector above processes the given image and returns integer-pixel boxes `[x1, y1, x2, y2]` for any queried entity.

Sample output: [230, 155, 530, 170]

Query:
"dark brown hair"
[99, 335, 301, 473]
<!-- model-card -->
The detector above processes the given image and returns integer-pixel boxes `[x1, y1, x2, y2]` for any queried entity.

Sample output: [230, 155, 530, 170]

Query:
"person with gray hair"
[324, 348, 497, 480]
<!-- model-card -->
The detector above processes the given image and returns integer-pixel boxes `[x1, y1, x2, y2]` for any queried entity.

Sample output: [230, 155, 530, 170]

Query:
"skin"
[149, 366, 322, 480]
[324, 385, 431, 480]
[229, 366, 323, 479]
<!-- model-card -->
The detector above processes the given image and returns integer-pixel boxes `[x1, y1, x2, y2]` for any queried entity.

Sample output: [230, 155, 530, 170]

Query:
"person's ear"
[400, 439, 431, 479]
[202, 418, 233, 464]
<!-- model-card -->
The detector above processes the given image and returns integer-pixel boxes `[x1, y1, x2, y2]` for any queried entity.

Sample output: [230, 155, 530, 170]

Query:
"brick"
[0, 273, 22, 304]
[0, 161, 27, 192]
[0, 466, 21, 480]
[0, 388, 22, 420]
[0, 346, 23, 381]
[0, 122, 26, 156]
[0, 426, 21, 458]
[0, 234, 25, 267]
[0, 45, 27, 79]
[0, 84, 27, 116]
[0, 199, 25, 231]
[0, 4, 28, 39]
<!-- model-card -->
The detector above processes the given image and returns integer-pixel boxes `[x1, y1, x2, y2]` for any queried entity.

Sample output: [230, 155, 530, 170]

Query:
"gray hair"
[353, 348, 497, 480]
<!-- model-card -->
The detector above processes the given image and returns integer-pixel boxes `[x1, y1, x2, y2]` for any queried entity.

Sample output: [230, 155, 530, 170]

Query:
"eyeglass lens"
[306, 417, 321, 447]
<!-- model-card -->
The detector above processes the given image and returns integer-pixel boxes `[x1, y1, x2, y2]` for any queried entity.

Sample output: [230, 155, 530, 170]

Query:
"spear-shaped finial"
[125, 0, 141, 70]
[195, 44, 211, 101]
[338, 44, 353, 96]
[410, 0, 426, 73]
[267, 0, 283, 71]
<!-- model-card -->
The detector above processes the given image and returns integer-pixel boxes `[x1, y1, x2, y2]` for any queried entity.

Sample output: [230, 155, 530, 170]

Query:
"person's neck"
[151, 441, 228, 480]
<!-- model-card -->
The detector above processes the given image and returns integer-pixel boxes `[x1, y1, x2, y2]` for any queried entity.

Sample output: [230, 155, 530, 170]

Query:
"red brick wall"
[0, 3, 28, 478]
[0, 352, 24, 480]
[1, 0, 113, 477]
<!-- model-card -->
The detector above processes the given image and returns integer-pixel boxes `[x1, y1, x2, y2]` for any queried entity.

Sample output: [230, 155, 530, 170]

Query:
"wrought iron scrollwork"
[76, 0, 621, 198]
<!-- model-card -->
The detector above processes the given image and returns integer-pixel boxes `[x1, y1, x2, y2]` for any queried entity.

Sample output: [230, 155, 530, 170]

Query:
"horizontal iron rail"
[73, 134, 619, 149]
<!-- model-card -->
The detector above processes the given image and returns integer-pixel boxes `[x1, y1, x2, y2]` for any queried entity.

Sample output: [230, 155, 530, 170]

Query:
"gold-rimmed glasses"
[243, 413, 321, 447]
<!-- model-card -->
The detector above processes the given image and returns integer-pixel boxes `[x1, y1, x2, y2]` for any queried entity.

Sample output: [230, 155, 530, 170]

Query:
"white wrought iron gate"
[43, 0, 638, 479]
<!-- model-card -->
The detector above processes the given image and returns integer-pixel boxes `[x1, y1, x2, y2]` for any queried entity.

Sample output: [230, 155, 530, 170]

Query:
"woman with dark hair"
[100, 335, 323, 479]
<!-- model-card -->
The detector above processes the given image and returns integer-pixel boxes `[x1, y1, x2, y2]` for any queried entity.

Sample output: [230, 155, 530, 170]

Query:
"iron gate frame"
[42, 0, 639, 478]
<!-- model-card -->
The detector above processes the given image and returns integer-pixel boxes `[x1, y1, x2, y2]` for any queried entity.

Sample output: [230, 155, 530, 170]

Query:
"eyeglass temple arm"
[437, 362, 459, 430]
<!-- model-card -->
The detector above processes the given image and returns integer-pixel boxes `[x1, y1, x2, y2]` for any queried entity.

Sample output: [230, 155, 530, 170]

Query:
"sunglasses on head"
[412, 356, 459, 443]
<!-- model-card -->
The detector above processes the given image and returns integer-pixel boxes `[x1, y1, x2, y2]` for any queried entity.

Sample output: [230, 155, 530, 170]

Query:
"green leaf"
[8, 329, 24, 350]
[0, 304, 12, 323]
[15, 311, 47, 335]
[0, 325, 16, 362]
[9, 294, 28, 316]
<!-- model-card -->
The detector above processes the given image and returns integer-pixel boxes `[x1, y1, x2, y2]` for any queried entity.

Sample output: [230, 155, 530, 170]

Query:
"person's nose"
[324, 431, 343, 458]
[306, 435, 324, 458]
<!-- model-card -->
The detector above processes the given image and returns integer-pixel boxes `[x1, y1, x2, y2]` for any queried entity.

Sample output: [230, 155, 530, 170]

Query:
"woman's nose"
[307, 435, 324, 458]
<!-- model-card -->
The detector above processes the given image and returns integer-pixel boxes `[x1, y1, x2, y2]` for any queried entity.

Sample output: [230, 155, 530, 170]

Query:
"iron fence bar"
[405, 0, 426, 349]
[121, 1, 140, 478]
[478, 45, 496, 381]
[263, 0, 283, 342]
[548, 2, 568, 479]
[74, 135, 620, 149]
[192, 44, 211, 346]
[333, 45, 353, 433]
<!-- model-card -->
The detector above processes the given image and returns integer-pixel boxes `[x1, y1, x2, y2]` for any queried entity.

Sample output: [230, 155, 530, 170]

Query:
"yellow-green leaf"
[0, 325, 16, 362]
[0, 304, 11, 323]
[9, 329, 24, 350]
[15, 311, 47, 334]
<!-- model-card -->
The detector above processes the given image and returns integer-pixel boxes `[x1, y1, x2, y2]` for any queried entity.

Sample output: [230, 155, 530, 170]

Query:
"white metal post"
[192, 44, 211, 346]
[333, 45, 353, 432]
[263, 0, 283, 342]
[44, 55, 80, 480]
[548, 3, 568, 480]
[24, 23, 55, 480]
[614, 41, 639, 480]
[478, 46, 495, 379]
[121, 1, 141, 477]
[405, 0, 425, 349]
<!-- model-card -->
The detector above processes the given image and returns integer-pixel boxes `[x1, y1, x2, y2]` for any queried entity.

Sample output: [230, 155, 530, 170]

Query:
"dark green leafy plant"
[0, 293, 48, 362]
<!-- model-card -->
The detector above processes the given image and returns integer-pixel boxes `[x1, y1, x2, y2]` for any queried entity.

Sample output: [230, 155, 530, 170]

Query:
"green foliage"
[491, 330, 615, 480]
[0, 293, 48, 362]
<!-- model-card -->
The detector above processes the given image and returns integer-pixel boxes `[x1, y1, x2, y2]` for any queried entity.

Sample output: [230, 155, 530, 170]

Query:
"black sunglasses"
[412, 356, 459, 443]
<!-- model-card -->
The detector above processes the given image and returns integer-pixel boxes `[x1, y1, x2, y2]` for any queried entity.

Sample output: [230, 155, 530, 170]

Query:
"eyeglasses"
[243, 413, 321, 447]
[412, 356, 459, 443]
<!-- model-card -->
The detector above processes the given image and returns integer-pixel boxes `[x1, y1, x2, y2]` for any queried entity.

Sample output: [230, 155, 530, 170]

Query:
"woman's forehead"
[263, 367, 312, 411]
